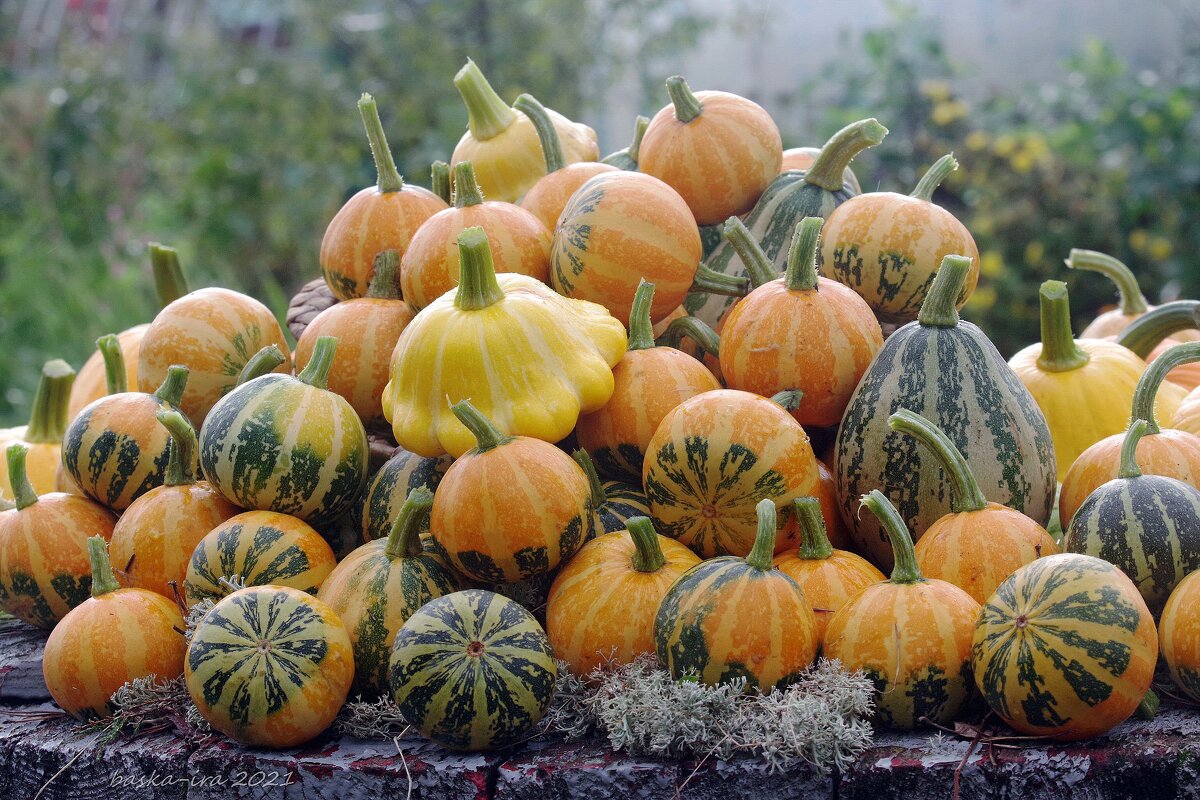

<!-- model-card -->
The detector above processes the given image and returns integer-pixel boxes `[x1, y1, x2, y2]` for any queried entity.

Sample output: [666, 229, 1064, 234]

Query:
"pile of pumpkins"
[4, 59, 1200, 754]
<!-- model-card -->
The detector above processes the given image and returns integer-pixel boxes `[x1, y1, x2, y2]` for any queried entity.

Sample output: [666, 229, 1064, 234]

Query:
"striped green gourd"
[389, 589, 557, 751]
[1064, 418, 1200, 617]
[573, 450, 651, 538]
[361, 447, 454, 543]
[200, 336, 368, 526]
[685, 118, 887, 328]
[835, 255, 1056, 570]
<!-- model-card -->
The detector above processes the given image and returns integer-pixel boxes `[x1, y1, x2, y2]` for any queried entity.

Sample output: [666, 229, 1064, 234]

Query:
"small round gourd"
[361, 447, 454, 543]
[572, 450, 652, 538]
[68, 324, 146, 422]
[0, 359, 75, 501]
[1159, 570, 1200, 702]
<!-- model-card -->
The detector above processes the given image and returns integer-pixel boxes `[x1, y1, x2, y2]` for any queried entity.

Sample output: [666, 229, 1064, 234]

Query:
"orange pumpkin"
[0, 360, 75, 502]
[400, 160, 551, 311]
[639, 76, 782, 225]
[1178, 387, 1200, 437]
[780, 146, 862, 193]
[813, 460, 851, 551]
[321, 93, 448, 300]
[68, 324, 146, 422]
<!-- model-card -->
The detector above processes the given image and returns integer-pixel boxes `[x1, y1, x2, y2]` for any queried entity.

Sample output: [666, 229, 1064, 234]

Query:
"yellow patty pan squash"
[384, 226, 626, 458]
[1009, 280, 1186, 480]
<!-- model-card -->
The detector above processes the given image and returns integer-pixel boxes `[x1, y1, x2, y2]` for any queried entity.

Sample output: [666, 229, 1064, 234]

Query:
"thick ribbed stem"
[1036, 281, 1090, 373]
[88, 536, 120, 598]
[784, 217, 823, 292]
[454, 227, 506, 311]
[153, 366, 189, 407]
[692, 264, 750, 296]
[770, 390, 804, 412]
[888, 409, 987, 513]
[96, 334, 128, 395]
[1117, 301, 1200, 358]
[454, 59, 517, 141]
[665, 75, 702, 123]
[24, 360, 75, 444]
[1130, 342, 1200, 434]
[658, 316, 720, 358]
[1066, 249, 1149, 316]
[384, 488, 435, 559]
[157, 410, 196, 486]
[723, 216, 778, 289]
[909, 154, 958, 202]
[452, 161, 485, 208]
[626, 516, 667, 573]
[451, 400, 513, 452]
[431, 161, 452, 204]
[358, 93, 404, 193]
[627, 280, 657, 351]
[1119, 418, 1150, 479]
[150, 243, 189, 308]
[572, 450, 606, 509]
[917, 256, 972, 328]
[513, 94, 565, 174]
[861, 490, 922, 584]
[805, 118, 888, 191]
[297, 337, 336, 390]
[366, 250, 403, 299]
[746, 499, 779, 571]
[237, 345, 286, 386]
[795, 497, 833, 560]
[7, 445, 38, 510]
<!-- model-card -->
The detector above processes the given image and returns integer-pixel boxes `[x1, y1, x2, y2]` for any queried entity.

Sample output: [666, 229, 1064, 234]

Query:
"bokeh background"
[1, 0, 1198, 425]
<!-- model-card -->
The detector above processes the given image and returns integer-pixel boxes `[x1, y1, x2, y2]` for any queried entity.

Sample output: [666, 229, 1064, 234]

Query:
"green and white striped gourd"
[574, 450, 651, 538]
[361, 447, 454, 543]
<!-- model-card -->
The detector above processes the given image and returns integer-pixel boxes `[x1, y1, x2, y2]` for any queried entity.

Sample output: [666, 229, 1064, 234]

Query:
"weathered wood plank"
[495, 739, 680, 799]
[0, 618, 50, 702]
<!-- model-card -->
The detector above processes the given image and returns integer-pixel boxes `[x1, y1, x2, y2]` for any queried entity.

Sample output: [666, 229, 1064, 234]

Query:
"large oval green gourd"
[835, 256, 1057, 570]
[685, 118, 887, 328]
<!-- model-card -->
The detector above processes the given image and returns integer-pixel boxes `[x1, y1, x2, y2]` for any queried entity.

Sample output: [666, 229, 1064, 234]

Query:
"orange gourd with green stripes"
[547, 515, 700, 676]
[572, 450, 652, 539]
[1159, 569, 1200, 702]
[0, 360, 75, 502]
[823, 490, 981, 729]
[654, 499, 817, 689]
[43, 537, 185, 719]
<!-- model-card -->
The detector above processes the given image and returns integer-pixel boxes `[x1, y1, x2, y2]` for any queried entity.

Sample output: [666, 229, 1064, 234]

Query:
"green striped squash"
[185, 585, 354, 748]
[389, 589, 557, 751]
[573, 450, 651, 539]
[199, 336, 368, 526]
[835, 256, 1056, 570]
[361, 447, 454, 542]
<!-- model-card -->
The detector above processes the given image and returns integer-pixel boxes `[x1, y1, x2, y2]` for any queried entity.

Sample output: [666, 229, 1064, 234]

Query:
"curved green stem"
[513, 94, 565, 174]
[153, 366, 189, 407]
[665, 75, 702, 123]
[237, 345, 286, 387]
[860, 490, 922, 584]
[657, 316, 720, 358]
[24, 360, 75, 444]
[746, 498, 779, 571]
[917, 256, 972, 328]
[626, 516, 667, 573]
[454, 226, 506, 310]
[7, 444, 38, 511]
[888, 409, 987, 513]
[723, 216, 778, 289]
[431, 160, 452, 204]
[384, 488, 435, 559]
[1116, 301, 1200, 358]
[88, 536, 120, 598]
[1066, 249, 1149, 316]
[602, 115, 649, 168]
[1035, 281, 1090, 373]
[156, 410, 196, 486]
[1130, 342, 1200, 434]
[1119, 418, 1150, 479]
[451, 400, 513, 453]
[150, 243, 190, 308]
[358, 93, 404, 193]
[366, 250, 403, 300]
[452, 161, 485, 208]
[805, 118, 888, 191]
[770, 390, 804, 412]
[96, 334, 128, 395]
[909, 154, 958, 202]
[692, 264, 749, 296]
[795, 497, 833, 560]
[454, 59, 517, 141]
[784, 217, 823, 292]
[626, 280, 657, 351]
[297, 337, 337, 390]
[571, 449, 606, 509]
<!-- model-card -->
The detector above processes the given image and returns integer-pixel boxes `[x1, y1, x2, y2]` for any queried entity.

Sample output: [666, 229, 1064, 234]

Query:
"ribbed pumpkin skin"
[200, 374, 368, 526]
[520, 162, 620, 232]
[294, 299, 414, 423]
[320, 185, 448, 301]
[551, 171, 703, 326]
[389, 589, 557, 751]
[1178, 389, 1200, 437]
[836, 322, 1057, 569]
[67, 324, 147, 422]
[576, 347, 721, 482]
[913, 503, 1059, 605]
[1159, 570, 1200, 702]
[184, 511, 337, 606]
[186, 586, 354, 748]
[109, 483, 240, 598]
[772, 548, 883, 645]
[138, 288, 292, 425]
[546, 530, 700, 675]
[972, 554, 1158, 741]
[362, 449, 454, 542]
[43, 588, 185, 719]
[592, 481, 651, 536]
[0, 496, 116, 629]
[400, 202, 551, 312]
[643, 390, 820, 558]
[654, 558, 818, 689]
[823, 578, 980, 729]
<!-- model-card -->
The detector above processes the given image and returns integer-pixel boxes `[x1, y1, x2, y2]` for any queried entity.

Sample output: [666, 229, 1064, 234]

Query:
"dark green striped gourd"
[835, 255, 1057, 570]
[685, 118, 887, 328]
[389, 589, 557, 751]
[573, 450, 651, 538]
[361, 447, 454, 542]
[1064, 418, 1200, 617]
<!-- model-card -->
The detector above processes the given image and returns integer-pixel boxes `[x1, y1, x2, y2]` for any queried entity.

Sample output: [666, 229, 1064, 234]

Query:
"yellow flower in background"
[980, 251, 1003, 278]
[920, 79, 951, 102]
[1010, 151, 1035, 173]
[993, 135, 1017, 157]
[1150, 237, 1173, 261]
[966, 284, 997, 311]
[931, 100, 968, 126]
[965, 130, 989, 151]
[1129, 229, 1149, 252]
[1024, 241, 1045, 266]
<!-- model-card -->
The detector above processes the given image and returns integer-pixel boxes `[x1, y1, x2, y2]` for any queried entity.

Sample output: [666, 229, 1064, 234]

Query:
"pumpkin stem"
[237, 345, 286, 387]
[626, 279, 658, 351]
[916, 255, 972, 328]
[297, 337, 337, 390]
[603, 115, 649, 167]
[358, 93, 404, 193]
[692, 263, 750, 296]
[571, 449, 606, 509]
[1116, 301, 1200, 359]
[153, 365, 190, 407]
[723, 216, 778, 289]
[24, 360, 75, 444]
[909, 154, 958, 203]
[784, 217, 824, 293]
[384, 487, 436, 559]
[150, 243, 190, 308]
[454, 59, 517, 142]
[452, 161, 486, 208]
[1066, 248, 1149, 317]
[860, 490, 923, 584]
[157, 410, 197, 487]
[665, 75, 702, 124]
[626, 516, 668, 573]
[888, 409, 987, 513]
[431, 160, 452, 204]
[805, 118, 888, 191]
[1036, 281, 1091, 373]
[454, 226, 506, 311]
[96, 334, 128, 395]
[7, 444, 38, 511]
[513, 94, 565, 174]
[1118, 418, 1150, 480]
[770, 390, 804, 412]
[745, 498, 779, 571]
[657, 316, 720, 359]
[451, 399, 513, 453]
[366, 250, 403, 300]
[795, 497, 833, 560]
[87, 536, 121, 598]
[1130, 342, 1200, 434]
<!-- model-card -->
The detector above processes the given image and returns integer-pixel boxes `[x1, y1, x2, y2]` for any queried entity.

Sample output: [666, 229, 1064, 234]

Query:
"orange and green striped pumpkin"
[0, 359, 75, 502]
[43, 537, 186, 719]
[572, 450, 651, 538]
[68, 324, 146, 422]
[186, 585, 354, 748]
[361, 447, 454, 543]
[972, 553, 1158, 741]
[823, 490, 981, 729]
[1159, 570, 1200, 702]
